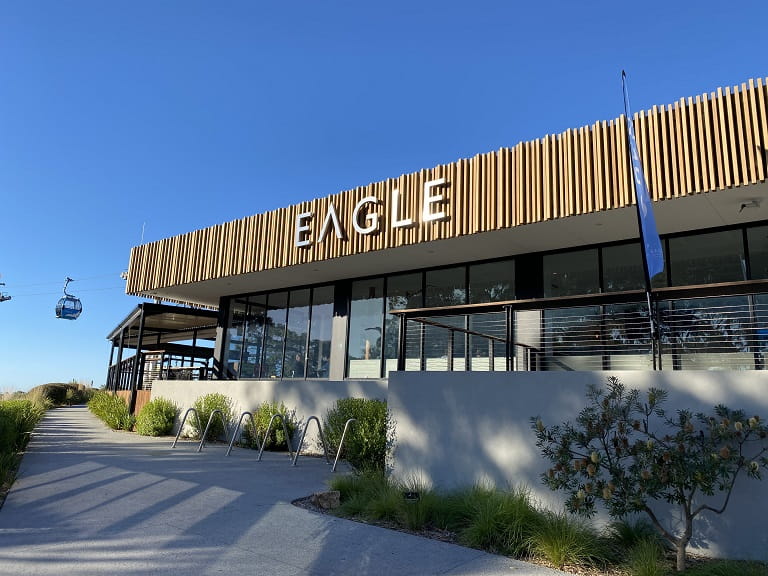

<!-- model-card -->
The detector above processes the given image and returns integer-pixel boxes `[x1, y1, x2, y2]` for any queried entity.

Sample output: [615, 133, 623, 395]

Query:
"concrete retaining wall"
[151, 378, 387, 446]
[387, 370, 768, 561]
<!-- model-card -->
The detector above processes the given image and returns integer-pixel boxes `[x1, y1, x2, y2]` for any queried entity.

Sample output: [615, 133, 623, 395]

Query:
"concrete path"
[0, 406, 568, 576]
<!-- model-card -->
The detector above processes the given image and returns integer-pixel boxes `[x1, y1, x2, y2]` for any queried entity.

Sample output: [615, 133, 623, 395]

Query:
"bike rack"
[292, 416, 330, 466]
[171, 408, 202, 448]
[257, 413, 294, 461]
[332, 418, 357, 472]
[225, 411, 261, 456]
[197, 409, 230, 452]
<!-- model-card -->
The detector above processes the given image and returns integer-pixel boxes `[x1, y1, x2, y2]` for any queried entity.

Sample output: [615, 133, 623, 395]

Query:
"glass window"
[668, 230, 745, 286]
[659, 296, 753, 370]
[283, 289, 310, 378]
[543, 249, 599, 297]
[425, 267, 466, 307]
[384, 273, 423, 375]
[263, 292, 288, 378]
[747, 226, 768, 280]
[469, 260, 515, 303]
[223, 299, 247, 378]
[240, 295, 266, 378]
[602, 243, 645, 292]
[307, 286, 334, 378]
[347, 278, 384, 378]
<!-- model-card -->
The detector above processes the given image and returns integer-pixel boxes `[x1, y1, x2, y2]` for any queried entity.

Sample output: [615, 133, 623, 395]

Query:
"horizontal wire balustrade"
[391, 280, 768, 372]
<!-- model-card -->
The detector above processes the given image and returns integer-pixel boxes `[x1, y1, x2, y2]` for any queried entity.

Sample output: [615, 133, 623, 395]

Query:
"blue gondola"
[56, 277, 82, 320]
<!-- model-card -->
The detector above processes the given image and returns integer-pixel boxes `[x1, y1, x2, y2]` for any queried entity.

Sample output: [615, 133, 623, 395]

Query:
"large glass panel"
[469, 312, 506, 371]
[543, 249, 599, 297]
[425, 267, 466, 307]
[603, 302, 654, 369]
[263, 292, 288, 378]
[602, 243, 646, 292]
[283, 289, 310, 378]
[668, 230, 745, 286]
[469, 260, 515, 303]
[307, 286, 334, 378]
[223, 299, 247, 378]
[347, 278, 384, 378]
[384, 273, 423, 375]
[659, 296, 753, 370]
[424, 315, 466, 371]
[240, 295, 266, 378]
[747, 225, 768, 279]
[543, 306, 602, 370]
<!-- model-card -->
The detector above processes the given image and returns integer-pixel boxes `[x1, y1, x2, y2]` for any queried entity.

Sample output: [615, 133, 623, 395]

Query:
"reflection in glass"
[283, 289, 310, 378]
[384, 273, 423, 375]
[658, 296, 753, 370]
[543, 249, 599, 297]
[602, 243, 646, 292]
[668, 230, 745, 286]
[308, 286, 334, 378]
[240, 295, 266, 378]
[747, 225, 768, 280]
[469, 260, 514, 303]
[224, 299, 247, 378]
[263, 292, 288, 378]
[347, 279, 384, 378]
[425, 267, 466, 307]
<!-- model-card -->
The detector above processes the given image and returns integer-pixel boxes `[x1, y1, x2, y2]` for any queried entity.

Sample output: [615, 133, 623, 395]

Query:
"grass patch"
[681, 560, 768, 576]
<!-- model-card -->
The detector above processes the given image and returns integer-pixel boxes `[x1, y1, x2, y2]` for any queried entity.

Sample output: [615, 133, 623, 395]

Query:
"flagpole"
[621, 70, 664, 369]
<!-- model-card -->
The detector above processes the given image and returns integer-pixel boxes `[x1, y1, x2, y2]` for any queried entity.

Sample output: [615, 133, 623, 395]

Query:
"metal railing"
[391, 280, 768, 373]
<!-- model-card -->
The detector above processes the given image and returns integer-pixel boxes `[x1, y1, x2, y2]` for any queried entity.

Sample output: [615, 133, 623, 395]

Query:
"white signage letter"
[422, 177, 448, 222]
[318, 202, 346, 242]
[390, 188, 413, 229]
[352, 196, 380, 235]
[295, 211, 314, 247]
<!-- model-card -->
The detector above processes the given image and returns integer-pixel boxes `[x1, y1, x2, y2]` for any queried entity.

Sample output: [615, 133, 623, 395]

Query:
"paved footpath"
[0, 406, 568, 576]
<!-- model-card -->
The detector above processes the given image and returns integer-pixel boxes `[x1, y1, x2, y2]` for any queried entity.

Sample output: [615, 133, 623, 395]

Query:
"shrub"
[135, 398, 179, 437]
[449, 484, 542, 557]
[527, 510, 608, 570]
[87, 391, 135, 431]
[0, 399, 45, 453]
[323, 397, 394, 472]
[532, 376, 768, 571]
[191, 393, 235, 441]
[241, 401, 298, 451]
[626, 537, 667, 576]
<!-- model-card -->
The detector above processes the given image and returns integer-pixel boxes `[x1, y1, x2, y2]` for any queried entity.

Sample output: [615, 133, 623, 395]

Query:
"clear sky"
[1, 1, 766, 391]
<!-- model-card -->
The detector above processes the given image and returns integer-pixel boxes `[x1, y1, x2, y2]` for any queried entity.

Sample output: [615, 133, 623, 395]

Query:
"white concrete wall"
[387, 370, 768, 562]
[152, 378, 387, 447]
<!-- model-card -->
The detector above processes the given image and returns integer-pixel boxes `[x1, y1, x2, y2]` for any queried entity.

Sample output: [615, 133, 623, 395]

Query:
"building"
[107, 77, 768, 560]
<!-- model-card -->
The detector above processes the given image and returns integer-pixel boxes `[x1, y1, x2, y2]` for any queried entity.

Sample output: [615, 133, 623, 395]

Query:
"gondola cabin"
[56, 277, 82, 320]
[56, 296, 82, 320]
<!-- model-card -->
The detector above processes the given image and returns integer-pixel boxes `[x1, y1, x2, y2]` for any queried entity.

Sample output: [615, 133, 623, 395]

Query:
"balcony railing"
[391, 280, 768, 372]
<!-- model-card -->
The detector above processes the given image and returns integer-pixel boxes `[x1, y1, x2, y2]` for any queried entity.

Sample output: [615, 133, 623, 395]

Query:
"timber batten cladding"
[126, 78, 768, 300]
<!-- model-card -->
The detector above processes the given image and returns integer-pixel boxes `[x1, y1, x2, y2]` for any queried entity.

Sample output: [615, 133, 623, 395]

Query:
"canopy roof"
[107, 302, 218, 350]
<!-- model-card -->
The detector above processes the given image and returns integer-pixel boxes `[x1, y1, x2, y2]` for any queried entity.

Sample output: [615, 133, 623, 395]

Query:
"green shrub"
[191, 393, 235, 441]
[626, 537, 667, 576]
[527, 510, 608, 570]
[135, 398, 179, 436]
[0, 399, 45, 453]
[240, 401, 298, 451]
[322, 397, 394, 472]
[87, 391, 135, 431]
[26, 383, 96, 407]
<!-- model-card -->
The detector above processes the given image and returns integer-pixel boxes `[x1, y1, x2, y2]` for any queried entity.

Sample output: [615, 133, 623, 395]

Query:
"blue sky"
[1, 1, 766, 391]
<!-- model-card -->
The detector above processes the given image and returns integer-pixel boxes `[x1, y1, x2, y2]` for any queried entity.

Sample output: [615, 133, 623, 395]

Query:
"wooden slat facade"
[127, 78, 768, 300]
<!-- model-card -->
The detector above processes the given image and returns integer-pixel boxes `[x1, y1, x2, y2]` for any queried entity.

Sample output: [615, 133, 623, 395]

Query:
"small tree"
[532, 376, 768, 572]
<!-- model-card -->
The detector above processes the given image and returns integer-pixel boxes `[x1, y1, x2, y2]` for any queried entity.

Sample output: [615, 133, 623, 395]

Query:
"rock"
[310, 490, 341, 510]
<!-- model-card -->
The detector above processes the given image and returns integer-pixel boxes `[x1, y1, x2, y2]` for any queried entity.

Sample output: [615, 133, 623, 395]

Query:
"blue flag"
[622, 73, 665, 281]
